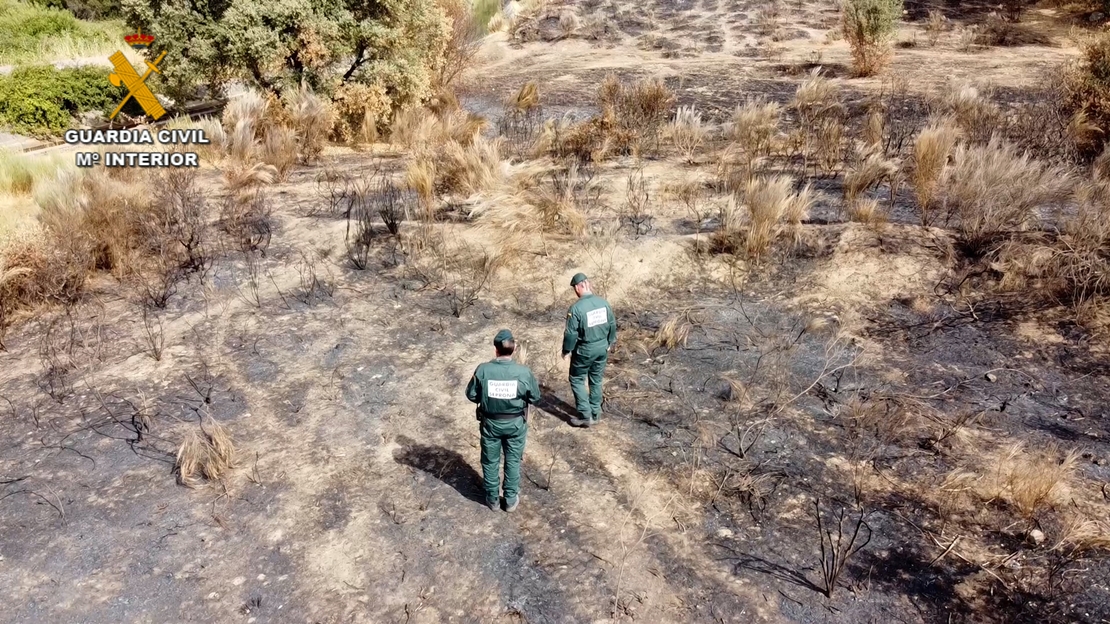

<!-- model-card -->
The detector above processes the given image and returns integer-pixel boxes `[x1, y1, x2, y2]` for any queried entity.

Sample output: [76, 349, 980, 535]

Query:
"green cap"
[570, 273, 588, 287]
[493, 329, 514, 344]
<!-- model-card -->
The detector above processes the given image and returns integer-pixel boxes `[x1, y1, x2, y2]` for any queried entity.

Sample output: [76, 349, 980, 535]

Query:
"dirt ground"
[4, 0, 1110, 623]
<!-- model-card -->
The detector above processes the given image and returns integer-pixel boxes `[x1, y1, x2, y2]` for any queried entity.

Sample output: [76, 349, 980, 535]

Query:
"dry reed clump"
[286, 85, 333, 164]
[910, 118, 961, 226]
[391, 105, 489, 150]
[498, 82, 545, 159]
[843, 151, 898, 223]
[668, 105, 707, 163]
[428, 136, 506, 198]
[543, 75, 675, 162]
[0, 149, 71, 197]
[174, 418, 237, 487]
[791, 70, 845, 175]
[718, 99, 781, 192]
[261, 125, 297, 181]
[558, 9, 580, 37]
[937, 85, 1000, 145]
[999, 167, 1110, 307]
[652, 314, 691, 350]
[713, 175, 814, 258]
[939, 136, 1071, 253]
[471, 163, 592, 252]
[925, 9, 948, 46]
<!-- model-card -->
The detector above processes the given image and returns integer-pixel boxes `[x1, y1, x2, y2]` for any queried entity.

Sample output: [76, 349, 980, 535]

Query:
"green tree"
[121, 0, 449, 124]
[841, 0, 903, 77]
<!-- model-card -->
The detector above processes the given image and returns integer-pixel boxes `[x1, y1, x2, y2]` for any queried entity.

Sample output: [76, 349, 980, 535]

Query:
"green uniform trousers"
[479, 416, 528, 504]
[569, 343, 609, 421]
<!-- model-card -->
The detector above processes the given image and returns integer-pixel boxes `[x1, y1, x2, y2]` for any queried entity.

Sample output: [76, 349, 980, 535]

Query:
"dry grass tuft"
[407, 158, 438, 217]
[940, 136, 1071, 252]
[287, 85, 333, 164]
[261, 125, 297, 181]
[939, 85, 1000, 145]
[435, 137, 505, 197]
[911, 118, 961, 225]
[558, 9, 580, 37]
[223, 162, 279, 194]
[843, 151, 899, 206]
[508, 82, 541, 113]
[175, 418, 237, 487]
[669, 105, 707, 162]
[846, 197, 886, 225]
[1055, 517, 1110, 555]
[993, 442, 1080, 518]
[652, 314, 691, 350]
[792, 70, 845, 174]
[715, 175, 801, 258]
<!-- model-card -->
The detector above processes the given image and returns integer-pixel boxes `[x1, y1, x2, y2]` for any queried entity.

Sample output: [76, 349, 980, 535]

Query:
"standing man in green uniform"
[562, 273, 617, 427]
[466, 329, 540, 512]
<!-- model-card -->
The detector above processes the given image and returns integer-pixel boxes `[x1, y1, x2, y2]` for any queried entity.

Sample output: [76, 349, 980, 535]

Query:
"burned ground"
[4, 0, 1110, 622]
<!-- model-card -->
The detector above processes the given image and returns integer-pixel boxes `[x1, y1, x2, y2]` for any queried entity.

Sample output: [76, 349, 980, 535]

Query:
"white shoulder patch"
[586, 307, 608, 328]
[486, 380, 519, 400]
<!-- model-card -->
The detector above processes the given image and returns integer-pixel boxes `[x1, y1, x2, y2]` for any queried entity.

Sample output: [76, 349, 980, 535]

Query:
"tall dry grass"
[940, 136, 1071, 252]
[713, 176, 815, 257]
[843, 151, 898, 223]
[287, 85, 333, 164]
[910, 119, 961, 226]
[669, 105, 707, 162]
[792, 70, 845, 174]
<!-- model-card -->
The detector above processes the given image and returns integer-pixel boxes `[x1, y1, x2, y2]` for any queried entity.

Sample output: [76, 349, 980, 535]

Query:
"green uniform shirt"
[466, 358, 541, 417]
[562, 294, 617, 356]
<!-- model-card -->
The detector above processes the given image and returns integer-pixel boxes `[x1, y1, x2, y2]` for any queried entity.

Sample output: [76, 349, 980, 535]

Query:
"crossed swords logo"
[108, 48, 167, 121]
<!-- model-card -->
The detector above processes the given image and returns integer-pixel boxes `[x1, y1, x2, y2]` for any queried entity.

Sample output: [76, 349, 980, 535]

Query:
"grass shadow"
[393, 436, 486, 504]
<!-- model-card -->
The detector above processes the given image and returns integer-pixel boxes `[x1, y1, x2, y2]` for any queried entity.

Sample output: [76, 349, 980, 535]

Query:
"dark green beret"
[493, 328, 514, 344]
[570, 273, 588, 287]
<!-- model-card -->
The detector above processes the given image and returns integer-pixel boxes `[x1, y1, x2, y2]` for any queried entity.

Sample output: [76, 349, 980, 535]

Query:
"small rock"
[985, 373, 997, 383]
[1028, 529, 1045, 546]
[1091, 11, 1105, 23]
[1095, 458, 1107, 466]
[715, 528, 734, 539]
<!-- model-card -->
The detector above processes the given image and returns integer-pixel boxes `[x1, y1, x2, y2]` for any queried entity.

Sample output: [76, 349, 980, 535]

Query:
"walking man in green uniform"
[562, 273, 617, 428]
[466, 329, 540, 512]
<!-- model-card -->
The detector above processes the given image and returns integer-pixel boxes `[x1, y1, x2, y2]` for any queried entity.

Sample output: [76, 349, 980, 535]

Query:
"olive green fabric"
[563, 293, 616, 421]
[561, 294, 616, 357]
[493, 328, 513, 344]
[569, 349, 608, 421]
[570, 272, 588, 287]
[479, 417, 527, 503]
[466, 358, 540, 417]
[466, 357, 539, 505]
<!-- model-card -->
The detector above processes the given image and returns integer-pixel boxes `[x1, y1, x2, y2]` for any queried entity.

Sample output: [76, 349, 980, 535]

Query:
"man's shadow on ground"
[537, 384, 578, 426]
[393, 435, 485, 504]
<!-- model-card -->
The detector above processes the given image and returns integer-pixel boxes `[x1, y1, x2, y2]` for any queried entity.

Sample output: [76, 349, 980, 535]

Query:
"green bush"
[121, 0, 451, 124]
[0, 65, 128, 135]
[841, 0, 903, 76]
[0, 0, 122, 65]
